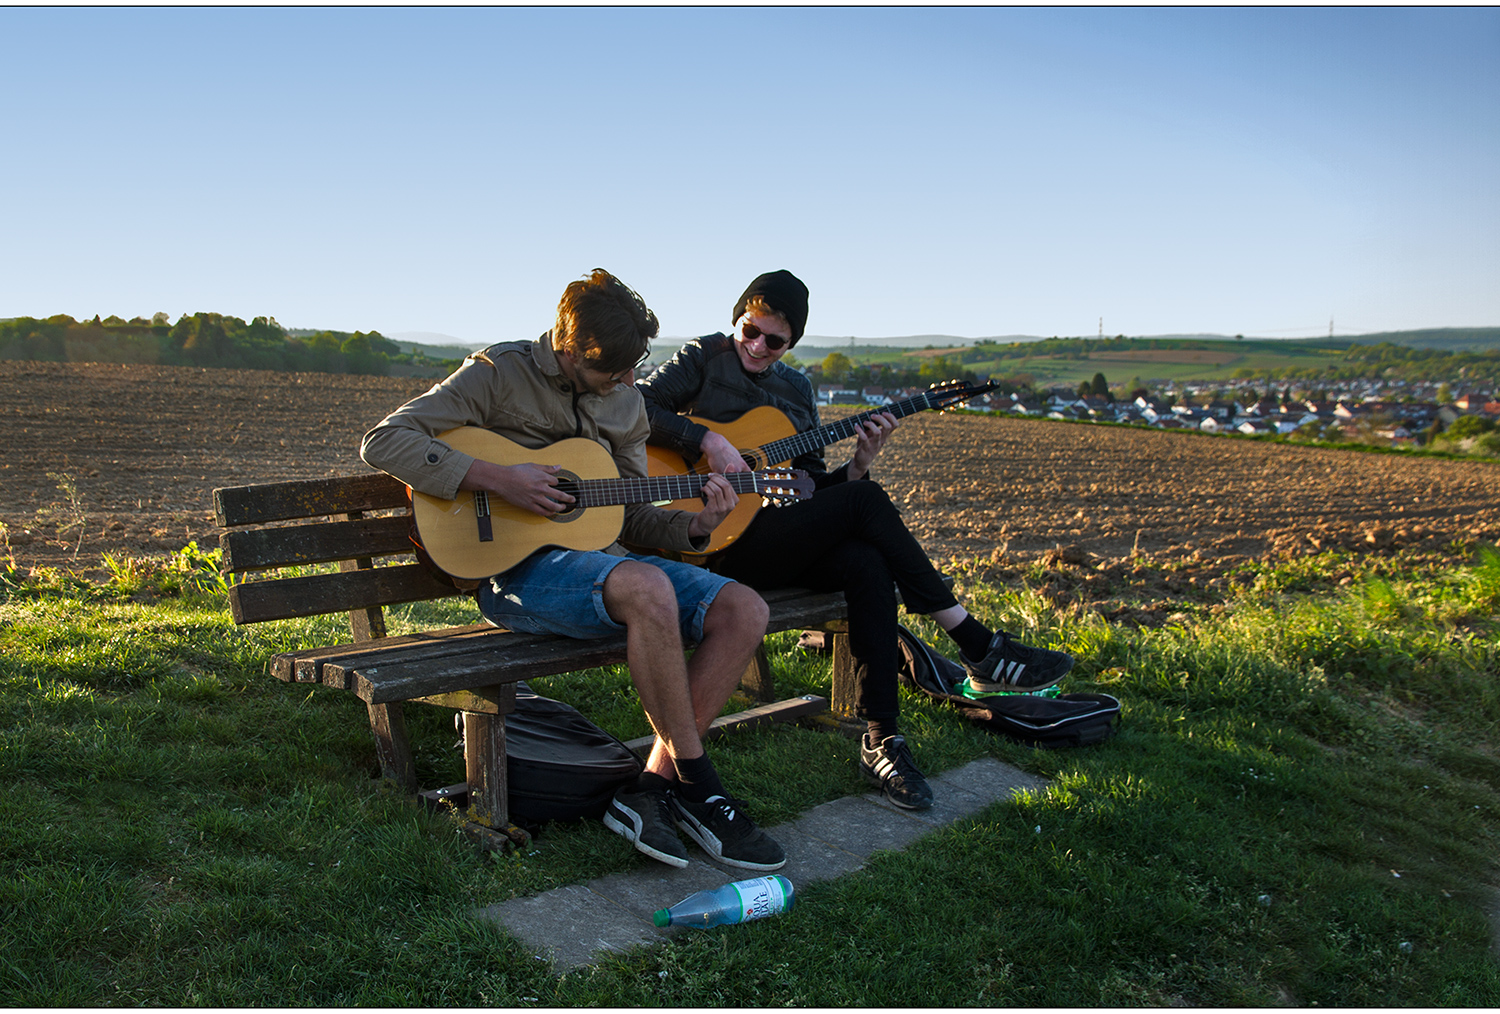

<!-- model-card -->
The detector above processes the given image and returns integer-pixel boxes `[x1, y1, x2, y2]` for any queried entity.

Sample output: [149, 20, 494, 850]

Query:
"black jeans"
[712, 480, 959, 722]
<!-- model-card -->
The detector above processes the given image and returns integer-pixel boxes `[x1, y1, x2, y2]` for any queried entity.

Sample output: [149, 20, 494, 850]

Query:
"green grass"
[1, 548, 1498, 1005]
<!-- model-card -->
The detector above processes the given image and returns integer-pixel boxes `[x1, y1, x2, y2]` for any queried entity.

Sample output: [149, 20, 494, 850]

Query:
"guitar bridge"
[474, 490, 494, 543]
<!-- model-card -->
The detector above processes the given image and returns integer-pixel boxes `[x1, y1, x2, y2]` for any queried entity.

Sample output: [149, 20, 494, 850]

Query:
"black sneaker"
[964, 631, 1074, 693]
[603, 787, 689, 868]
[860, 734, 934, 811]
[670, 794, 786, 871]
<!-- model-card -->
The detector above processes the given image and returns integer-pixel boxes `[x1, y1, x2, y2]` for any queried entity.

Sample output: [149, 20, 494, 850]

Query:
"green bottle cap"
[652, 908, 670, 928]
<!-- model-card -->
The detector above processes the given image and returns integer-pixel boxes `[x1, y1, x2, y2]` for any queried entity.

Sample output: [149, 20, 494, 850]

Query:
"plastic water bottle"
[652, 875, 795, 929]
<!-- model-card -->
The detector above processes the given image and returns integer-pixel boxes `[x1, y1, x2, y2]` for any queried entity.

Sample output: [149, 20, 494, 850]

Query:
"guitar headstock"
[755, 468, 814, 506]
[926, 378, 998, 409]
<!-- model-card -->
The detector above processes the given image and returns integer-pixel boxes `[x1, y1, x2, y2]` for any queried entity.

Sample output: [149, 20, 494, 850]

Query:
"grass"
[1, 546, 1498, 1005]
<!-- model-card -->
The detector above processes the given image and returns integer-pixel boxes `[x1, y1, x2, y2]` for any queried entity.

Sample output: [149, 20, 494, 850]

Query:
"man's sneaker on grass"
[964, 631, 1074, 693]
[670, 794, 786, 871]
[603, 786, 688, 868]
[860, 734, 934, 811]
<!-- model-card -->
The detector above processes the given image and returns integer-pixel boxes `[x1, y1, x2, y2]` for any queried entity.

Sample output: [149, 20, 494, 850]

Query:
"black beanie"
[732, 270, 809, 347]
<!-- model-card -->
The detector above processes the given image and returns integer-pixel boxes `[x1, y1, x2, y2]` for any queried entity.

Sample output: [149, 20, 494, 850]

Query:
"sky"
[2, 6, 1497, 344]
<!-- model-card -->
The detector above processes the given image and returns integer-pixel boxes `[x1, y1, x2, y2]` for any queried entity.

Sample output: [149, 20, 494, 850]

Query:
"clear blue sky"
[3, 7, 1496, 343]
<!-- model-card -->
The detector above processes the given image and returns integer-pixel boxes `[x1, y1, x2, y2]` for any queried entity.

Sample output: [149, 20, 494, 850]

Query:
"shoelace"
[705, 795, 753, 829]
[885, 739, 922, 778]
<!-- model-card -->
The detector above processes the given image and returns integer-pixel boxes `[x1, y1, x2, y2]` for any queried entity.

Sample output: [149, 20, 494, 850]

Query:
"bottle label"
[728, 876, 788, 923]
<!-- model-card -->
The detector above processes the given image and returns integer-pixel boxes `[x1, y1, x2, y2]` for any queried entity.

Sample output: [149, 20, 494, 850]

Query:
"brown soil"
[5, 362, 1499, 607]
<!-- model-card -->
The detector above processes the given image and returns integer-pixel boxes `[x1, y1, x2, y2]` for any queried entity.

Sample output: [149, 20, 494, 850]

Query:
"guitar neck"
[478, 470, 775, 512]
[760, 391, 941, 464]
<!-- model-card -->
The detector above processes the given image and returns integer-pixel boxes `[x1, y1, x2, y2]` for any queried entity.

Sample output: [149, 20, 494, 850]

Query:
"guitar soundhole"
[550, 469, 584, 524]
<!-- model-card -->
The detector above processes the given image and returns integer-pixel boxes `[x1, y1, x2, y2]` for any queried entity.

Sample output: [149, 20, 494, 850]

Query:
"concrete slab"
[772, 823, 868, 884]
[473, 755, 1047, 972]
[786, 795, 930, 858]
[933, 755, 1049, 798]
[587, 856, 728, 921]
[476, 884, 657, 970]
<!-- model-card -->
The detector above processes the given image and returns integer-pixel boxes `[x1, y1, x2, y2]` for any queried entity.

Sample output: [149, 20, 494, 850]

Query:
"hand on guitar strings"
[849, 411, 899, 480]
[699, 430, 753, 474]
[685, 473, 738, 539]
[462, 458, 578, 517]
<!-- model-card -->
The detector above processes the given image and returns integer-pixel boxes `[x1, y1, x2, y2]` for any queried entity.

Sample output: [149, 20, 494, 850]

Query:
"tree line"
[0, 313, 462, 376]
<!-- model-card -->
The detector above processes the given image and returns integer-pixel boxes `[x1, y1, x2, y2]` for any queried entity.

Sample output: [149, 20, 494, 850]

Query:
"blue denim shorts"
[476, 549, 735, 644]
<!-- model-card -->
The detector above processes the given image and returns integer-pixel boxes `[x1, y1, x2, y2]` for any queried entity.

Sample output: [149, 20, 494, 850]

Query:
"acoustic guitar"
[644, 379, 997, 558]
[410, 426, 813, 579]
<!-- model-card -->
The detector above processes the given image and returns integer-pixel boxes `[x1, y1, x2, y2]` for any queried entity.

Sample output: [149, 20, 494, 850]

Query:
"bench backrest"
[215, 473, 458, 635]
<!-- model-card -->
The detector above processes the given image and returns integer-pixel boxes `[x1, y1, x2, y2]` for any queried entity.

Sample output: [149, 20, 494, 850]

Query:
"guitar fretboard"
[761, 384, 991, 464]
[475, 470, 786, 512]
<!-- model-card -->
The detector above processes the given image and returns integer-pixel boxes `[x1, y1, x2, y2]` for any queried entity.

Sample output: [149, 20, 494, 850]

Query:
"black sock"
[865, 718, 900, 745]
[672, 752, 726, 803]
[949, 615, 994, 662]
[634, 770, 674, 795]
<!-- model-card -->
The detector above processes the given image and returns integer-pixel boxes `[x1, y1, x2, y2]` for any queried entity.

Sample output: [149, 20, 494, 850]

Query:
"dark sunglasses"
[741, 321, 792, 351]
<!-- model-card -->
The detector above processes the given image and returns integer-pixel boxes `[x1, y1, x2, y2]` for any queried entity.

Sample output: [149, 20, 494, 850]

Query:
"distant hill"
[1314, 328, 1500, 353]
[786, 328, 1500, 360]
[790, 327, 1500, 354]
[386, 331, 490, 359]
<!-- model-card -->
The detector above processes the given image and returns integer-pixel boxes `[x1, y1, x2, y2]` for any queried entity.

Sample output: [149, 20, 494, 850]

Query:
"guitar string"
[761, 383, 991, 463]
[550, 470, 807, 508]
[761, 391, 934, 464]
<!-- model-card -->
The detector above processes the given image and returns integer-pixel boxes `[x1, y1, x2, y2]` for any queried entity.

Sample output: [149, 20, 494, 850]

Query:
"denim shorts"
[476, 549, 735, 644]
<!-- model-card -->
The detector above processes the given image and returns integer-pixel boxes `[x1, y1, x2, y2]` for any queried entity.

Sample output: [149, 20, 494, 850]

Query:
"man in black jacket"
[638, 270, 1074, 810]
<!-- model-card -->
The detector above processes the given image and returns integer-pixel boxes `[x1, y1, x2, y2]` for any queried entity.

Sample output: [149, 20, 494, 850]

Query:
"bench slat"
[228, 563, 456, 624]
[353, 635, 632, 704]
[220, 515, 416, 573]
[214, 473, 409, 527]
[271, 623, 497, 681]
[311, 627, 523, 689]
[763, 588, 851, 630]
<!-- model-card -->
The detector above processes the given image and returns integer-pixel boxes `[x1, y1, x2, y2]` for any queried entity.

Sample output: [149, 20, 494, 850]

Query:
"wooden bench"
[213, 471, 878, 849]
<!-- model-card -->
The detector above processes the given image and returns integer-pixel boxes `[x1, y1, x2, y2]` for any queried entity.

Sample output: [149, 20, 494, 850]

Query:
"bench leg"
[829, 631, 860, 720]
[740, 644, 776, 702]
[367, 702, 417, 792]
[463, 711, 508, 829]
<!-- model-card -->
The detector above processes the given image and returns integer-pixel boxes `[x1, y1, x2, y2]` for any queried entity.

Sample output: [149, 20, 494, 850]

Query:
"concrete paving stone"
[788, 794, 932, 858]
[771, 823, 869, 884]
[931, 756, 1049, 801]
[860, 756, 1046, 829]
[860, 779, 988, 827]
[476, 883, 657, 971]
[587, 856, 729, 921]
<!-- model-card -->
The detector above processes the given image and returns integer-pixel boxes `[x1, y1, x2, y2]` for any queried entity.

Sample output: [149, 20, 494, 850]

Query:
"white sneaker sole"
[671, 808, 786, 872]
[603, 805, 689, 869]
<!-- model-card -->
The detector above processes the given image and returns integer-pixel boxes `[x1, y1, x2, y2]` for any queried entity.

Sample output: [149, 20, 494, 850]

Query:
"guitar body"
[644, 405, 800, 558]
[411, 428, 624, 580]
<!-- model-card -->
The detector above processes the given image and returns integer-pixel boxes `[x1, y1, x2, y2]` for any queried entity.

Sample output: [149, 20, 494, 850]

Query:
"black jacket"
[637, 332, 853, 488]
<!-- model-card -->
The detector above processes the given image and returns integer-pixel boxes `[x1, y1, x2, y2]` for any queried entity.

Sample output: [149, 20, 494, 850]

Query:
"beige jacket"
[360, 332, 705, 556]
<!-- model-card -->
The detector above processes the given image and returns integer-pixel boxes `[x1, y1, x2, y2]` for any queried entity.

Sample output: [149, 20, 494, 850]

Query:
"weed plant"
[1, 547, 1497, 1005]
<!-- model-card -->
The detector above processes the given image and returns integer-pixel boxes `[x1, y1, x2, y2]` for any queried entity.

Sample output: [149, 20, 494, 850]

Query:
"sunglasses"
[741, 321, 792, 351]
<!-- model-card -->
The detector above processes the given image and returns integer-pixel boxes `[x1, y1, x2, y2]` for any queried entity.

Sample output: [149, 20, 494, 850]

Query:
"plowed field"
[5, 361, 1499, 614]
